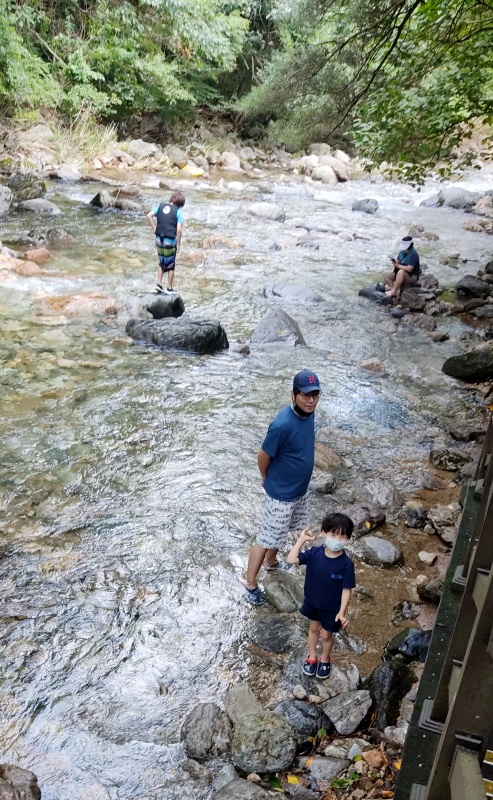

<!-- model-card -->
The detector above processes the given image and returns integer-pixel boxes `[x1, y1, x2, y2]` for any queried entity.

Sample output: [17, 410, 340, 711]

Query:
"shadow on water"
[0, 169, 489, 798]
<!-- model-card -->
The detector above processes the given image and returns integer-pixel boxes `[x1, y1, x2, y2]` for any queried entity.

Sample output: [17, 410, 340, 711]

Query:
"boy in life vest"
[146, 191, 185, 293]
[287, 512, 355, 679]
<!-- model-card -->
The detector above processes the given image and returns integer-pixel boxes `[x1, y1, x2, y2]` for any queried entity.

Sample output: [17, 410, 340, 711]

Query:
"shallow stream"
[0, 168, 490, 798]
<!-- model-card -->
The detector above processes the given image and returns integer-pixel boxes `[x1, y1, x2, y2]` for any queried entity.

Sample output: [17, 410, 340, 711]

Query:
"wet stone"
[213, 779, 273, 799]
[263, 570, 304, 613]
[125, 318, 229, 354]
[0, 765, 40, 800]
[251, 307, 306, 346]
[273, 700, 328, 740]
[417, 577, 443, 603]
[365, 660, 415, 729]
[402, 507, 428, 528]
[180, 703, 232, 760]
[298, 755, 349, 790]
[321, 690, 372, 735]
[224, 683, 262, 724]
[263, 282, 325, 303]
[232, 711, 297, 773]
[250, 613, 305, 653]
[385, 628, 432, 662]
[350, 535, 403, 568]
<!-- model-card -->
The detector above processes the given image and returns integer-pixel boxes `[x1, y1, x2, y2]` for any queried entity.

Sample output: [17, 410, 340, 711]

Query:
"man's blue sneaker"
[316, 660, 332, 680]
[302, 658, 317, 677]
[245, 586, 265, 605]
[265, 560, 293, 572]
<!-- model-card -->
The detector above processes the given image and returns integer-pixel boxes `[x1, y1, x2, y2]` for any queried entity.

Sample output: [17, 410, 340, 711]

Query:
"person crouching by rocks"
[244, 370, 321, 605]
[146, 191, 185, 294]
[383, 235, 421, 299]
[287, 512, 355, 680]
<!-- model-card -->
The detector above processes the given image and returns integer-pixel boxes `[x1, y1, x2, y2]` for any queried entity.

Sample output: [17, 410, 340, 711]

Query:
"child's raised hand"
[335, 611, 349, 629]
[299, 527, 316, 542]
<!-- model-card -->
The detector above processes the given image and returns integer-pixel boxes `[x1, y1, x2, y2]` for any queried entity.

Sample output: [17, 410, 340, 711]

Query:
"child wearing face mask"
[287, 512, 355, 680]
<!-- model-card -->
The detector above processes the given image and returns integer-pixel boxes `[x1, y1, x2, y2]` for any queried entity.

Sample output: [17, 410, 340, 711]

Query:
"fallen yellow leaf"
[380, 792, 394, 798]
[287, 776, 300, 784]
[394, 759, 402, 771]
[365, 521, 371, 529]
[305, 757, 314, 767]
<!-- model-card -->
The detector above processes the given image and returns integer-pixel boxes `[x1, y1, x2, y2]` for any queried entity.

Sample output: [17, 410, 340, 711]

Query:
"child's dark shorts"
[300, 601, 341, 633]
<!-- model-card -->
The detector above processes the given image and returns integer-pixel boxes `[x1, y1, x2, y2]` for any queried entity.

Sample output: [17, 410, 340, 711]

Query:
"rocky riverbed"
[0, 123, 492, 799]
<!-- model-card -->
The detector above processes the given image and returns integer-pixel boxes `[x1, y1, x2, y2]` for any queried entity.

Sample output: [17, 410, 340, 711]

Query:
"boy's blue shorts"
[300, 601, 341, 633]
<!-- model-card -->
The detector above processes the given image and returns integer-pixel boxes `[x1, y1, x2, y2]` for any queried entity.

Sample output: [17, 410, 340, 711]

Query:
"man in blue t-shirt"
[146, 191, 185, 293]
[383, 235, 421, 298]
[244, 370, 321, 605]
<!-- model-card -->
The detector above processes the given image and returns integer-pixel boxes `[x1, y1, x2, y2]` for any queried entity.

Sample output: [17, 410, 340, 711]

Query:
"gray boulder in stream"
[0, 185, 13, 217]
[214, 779, 273, 799]
[251, 307, 305, 345]
[442, 346, 493, 381]
[126, 318, 229, 354]
[130, 292, 185, 320]
[232, 711, 297, 772]
[352, 198, 378, 214]
[264, 282, 325, 303]
[180, 703, 232, 760]
[350, 535, 403, 567]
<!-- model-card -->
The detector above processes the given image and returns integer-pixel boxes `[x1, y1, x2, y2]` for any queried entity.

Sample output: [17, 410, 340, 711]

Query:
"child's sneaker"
[166, 287, 177, 293]
[302, 658, 317, 677]
[245, 586, 265, 605]
[316, 660, 332, 680]
[265, 560, 293, 572]
[155, 284, 164, 293]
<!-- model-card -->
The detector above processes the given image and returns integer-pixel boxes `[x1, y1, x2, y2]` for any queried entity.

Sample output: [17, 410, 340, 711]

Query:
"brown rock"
[22, 247, 51, 264]
[314, 442, 341, 471]
[360, 357, 384, 373]
[200, 234, 241, 250]
[35, 291, 119, 317]
[13, 260, 43, 276]
[362, 749, 386, 769]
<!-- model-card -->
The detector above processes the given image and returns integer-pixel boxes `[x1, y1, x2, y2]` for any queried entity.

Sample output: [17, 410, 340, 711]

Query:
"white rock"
[292, 684, 307, 700]
[334, 149, 351, 164]
[311, 165, 338, 185]
[418, 551, 437, 566]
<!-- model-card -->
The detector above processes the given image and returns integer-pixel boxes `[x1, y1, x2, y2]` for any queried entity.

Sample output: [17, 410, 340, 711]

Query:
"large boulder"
[244, 202, 286, 222]
[129, 292, 185, 320]
[0, 765, 40, 800]
[437, 187, 481, 209]
[25, 226, 75, 245]
[365, 660, 415, 729]
[250, 614, 305, 654]
[0, 185, 13, 217]
[8, 172, 46, 201]
[321, 691, 372, 735]
[273, 700, 328, 741]
[308, 143, 332, 156]
[214, 779, 273, 799]
[224, 683, 263, 724]
[311, 165, 338, 185]
[263, 570, 304, 613]
[350, 535, 403, 568]
[443, 346, 493, 380]
[251, 308, 305, 346]
[90, 190, 112, 209]
[455, 274, 491, 298]
[352, 198, 378, 214]
[167, 145, 188, 168]
[385, 628, 432, 663]
[341, 503, 385, 538]
[50, 165, 82, 181]
[232, 711, 297, 773]
[221, 151, 242, 172]
[263, 282, 325, 303]
[180, 703, 232, 760]
[18, 198, 61, 215]
[126, 318, 228, 354]
[127, 139, 160, 160]
[318, 155, 350, 181]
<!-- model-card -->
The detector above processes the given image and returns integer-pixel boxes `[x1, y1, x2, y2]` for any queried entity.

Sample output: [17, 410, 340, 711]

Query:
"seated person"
[383, 236, 421, 298]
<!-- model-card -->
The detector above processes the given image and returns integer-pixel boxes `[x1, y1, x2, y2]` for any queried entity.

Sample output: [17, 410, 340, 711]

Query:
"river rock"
[352, 198, 378, 214]
[361, 357, 384, 373]
[418, 551, 437, 565]
[427, 502, 461, 544]
[471, 305, 493, 320]
[365, 661, 415, 729]
[232, 711, 297, 773]
[309, 474, 336, 494]
[402, 507, 429, 530]
[443, 346, 493, 380]
[244, 202, 286, 222]
[250, 614, 305, 654]
[321, 690, 372, 735]
[0, 765, 41, 800]
[35, 291, 118, 316]
[50, 165, 82, 181]
[273, 700, 327, 740]
[417, 576, 443, 603]
[251, 308, 305, 346]
[341, 503, 386, 538]
[214, 779, 273, 799]
[200, 234, 241, 249]
[309, 143, 332, 156]
[0, 185, 13, 217]
[225, 683, 263, 724]
[437, 187, 481, 209]
[449, 423, 485, 442]
[25, 226, 75, 245]
[8, 172, 46, 201]
[220, 151, 242, 172]
[358, 285, 386, 302]
[350, 535, 403, 568]
[365, 478, 403, 510]
[385, 628, 432, 662]
[455, 275, 491, 298]
[126, 318, 229, 354]
[311, 165, 338, 185]
[129, 292, 185, 320]
[114, 198, 142, 212]
[263, 571, 304, 613]
[318, 155, 350, 181]
[22, 247, 51, 264]
[181, 703, 232, 760]
[263, 282, 325, 303]
[18, 198, 62, 215]
[90, 190, 112, 209]
[128, 139, 160, 160]
[112, 185, 142, 199]
[214, 765, 238, 791]
[290, 218, 331, 233]
[430, 446, 472, 471]
[298, 756, 349, 790]
[400, 288, 426, 312]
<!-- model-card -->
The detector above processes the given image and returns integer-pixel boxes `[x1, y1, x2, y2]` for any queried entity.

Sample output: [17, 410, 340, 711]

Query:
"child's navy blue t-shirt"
[299, 546, 355, 611]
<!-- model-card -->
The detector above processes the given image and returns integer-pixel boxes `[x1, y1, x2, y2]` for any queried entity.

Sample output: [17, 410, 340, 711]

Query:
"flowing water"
[0, 168, 490, 799]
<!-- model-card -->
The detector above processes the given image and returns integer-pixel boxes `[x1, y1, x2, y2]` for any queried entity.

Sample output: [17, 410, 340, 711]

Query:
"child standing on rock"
[146, 191, 185, 293]
[287, 512, 355, 680]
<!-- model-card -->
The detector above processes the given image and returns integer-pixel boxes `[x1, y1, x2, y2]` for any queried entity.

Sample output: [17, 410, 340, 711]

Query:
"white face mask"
[325, 536, 348, 552]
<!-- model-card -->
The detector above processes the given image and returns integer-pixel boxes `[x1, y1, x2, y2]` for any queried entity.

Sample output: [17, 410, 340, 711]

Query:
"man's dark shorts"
[300, 601, 341, 633]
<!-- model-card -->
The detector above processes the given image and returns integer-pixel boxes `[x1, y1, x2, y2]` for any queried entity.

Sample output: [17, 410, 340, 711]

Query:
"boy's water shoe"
[166, 287, 177, 293]
[265, 560, 293, 572]
[302, 658, 317, 677]
[316, 660, 332, 680]
[245, 586, 265, 605]
[155, 284, 165, 293]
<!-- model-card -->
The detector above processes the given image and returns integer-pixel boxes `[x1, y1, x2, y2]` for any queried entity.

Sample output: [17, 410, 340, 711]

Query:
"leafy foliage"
[241, 0, 493, 175]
